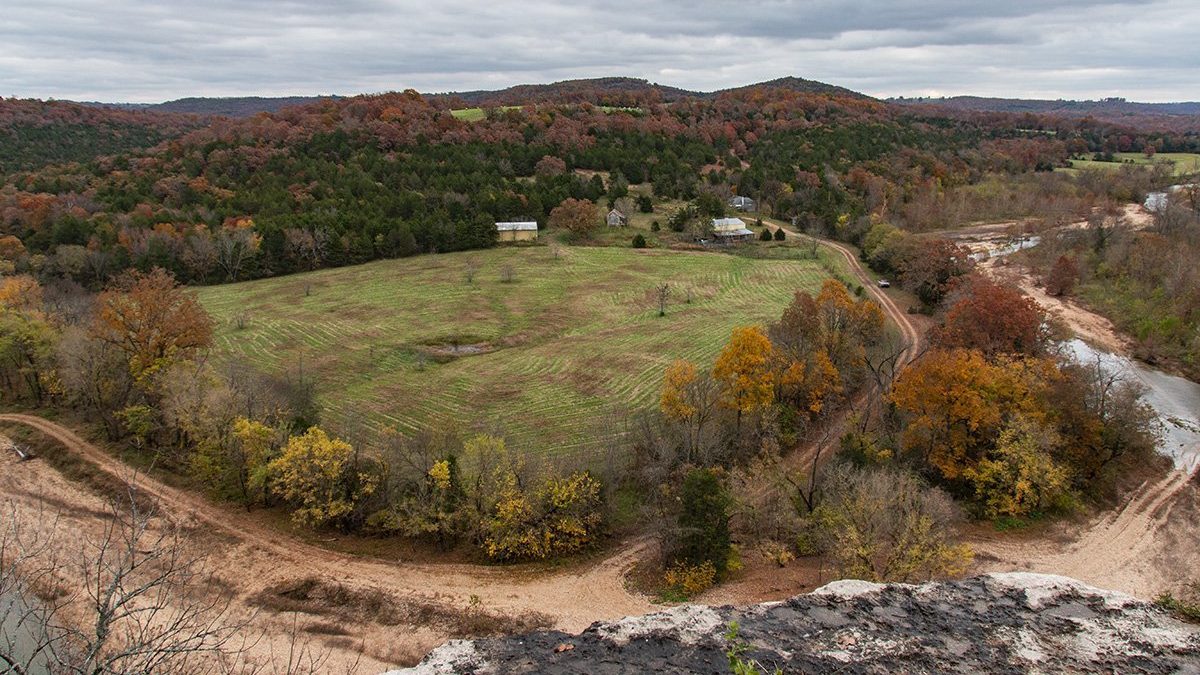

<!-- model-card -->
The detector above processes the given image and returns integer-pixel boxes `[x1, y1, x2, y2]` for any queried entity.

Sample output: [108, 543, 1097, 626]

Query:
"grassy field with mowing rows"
[196, 245, 838, 458]
[1060, 152, 1200, 177]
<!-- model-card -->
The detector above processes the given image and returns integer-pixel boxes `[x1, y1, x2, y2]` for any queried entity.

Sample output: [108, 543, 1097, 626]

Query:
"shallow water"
[1063, 339, 1200, 474]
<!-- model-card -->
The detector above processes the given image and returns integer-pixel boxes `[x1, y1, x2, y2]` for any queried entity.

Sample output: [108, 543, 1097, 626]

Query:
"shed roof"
[713, 228, 755, 237]
[496, 221, 538, 231]
[712, 217, 748, 230]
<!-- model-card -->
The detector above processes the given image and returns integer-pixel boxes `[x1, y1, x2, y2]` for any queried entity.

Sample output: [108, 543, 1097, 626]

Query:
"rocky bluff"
[392, 573, 1200, 674]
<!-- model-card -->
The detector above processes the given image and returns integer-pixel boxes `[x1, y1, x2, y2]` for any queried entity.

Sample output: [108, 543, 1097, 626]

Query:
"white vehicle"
[877, 279, 891, 288]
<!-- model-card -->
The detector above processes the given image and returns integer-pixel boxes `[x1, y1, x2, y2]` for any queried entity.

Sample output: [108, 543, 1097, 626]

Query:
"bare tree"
[656, 283, 670, 317]
[499, 264, 515, 284]
[215, 227, 261, 282]
[1, 491, 254, 674]
[464, 258, 480, 285]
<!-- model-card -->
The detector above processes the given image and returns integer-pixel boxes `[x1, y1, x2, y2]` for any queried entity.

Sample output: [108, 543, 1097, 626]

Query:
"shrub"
[759, 228, 773, 242]
[662, 560, 717, 599]
[773, 228, 786, 241]
[632, 233, 648, 248]
[651, 220, 661, 232]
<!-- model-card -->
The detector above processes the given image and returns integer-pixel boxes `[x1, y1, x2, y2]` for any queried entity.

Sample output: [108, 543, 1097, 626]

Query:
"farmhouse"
[729, 195, 757, 212]
[711, 217, 755, 243]
[496, 221, 538, 242]
[606, 208, 628, 227]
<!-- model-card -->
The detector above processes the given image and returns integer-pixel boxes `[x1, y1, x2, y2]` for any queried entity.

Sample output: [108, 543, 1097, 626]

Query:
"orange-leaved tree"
[932, 277, 1047, 357]
[90, 268, 214, 387]
[660, 358, 722, 461]
[713, 326, 776, 428]
[889, 348, 1049, 482]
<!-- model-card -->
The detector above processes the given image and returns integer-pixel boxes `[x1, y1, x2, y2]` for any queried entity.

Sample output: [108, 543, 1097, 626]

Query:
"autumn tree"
[214, 218, 261, 281]
[890, 349, 1046, 482]
[90, 268, 213, 387]
[932, 277, 1048, 357]
[0, 310, 57, 403]
[483, 471, 604, 561]
[713, 325, 776, 426]
[811, 464, 973, 582]
[268, 426, 376, 529]
[1044, 255, 1080, 297]
[534, 155, 567, 177]
[965, 414, 1070, 519]
[660, 359, 723, 463]
[892, 237, 974, 307]
[548, 198, 599, 239]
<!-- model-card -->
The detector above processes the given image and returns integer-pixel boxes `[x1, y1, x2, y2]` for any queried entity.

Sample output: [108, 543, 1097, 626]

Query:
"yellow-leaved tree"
[269, 426, 375, 528]
[660, 359, 721, 462]
[965, 414, 1070, 519]
[484, 471, 603, 561]
[712, 326, 776, 427]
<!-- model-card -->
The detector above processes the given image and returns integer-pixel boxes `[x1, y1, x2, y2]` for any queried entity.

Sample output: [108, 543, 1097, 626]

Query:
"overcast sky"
[2, 0, 1197, 103]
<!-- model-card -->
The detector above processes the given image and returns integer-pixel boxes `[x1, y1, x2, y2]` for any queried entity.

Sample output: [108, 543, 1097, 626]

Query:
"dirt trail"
[972, 471, 1196, 599]
[0, 413, 658, 671]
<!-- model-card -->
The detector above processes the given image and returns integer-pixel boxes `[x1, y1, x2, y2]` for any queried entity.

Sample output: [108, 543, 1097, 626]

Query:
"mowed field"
[1060, 152, 1200, 176]
[196, 245, 835, 458]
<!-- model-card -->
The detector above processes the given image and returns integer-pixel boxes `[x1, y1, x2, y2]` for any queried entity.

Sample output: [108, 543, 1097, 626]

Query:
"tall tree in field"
[548, 198, 599, 239]
[214, 217, 261, 281]
[713, 325, 776, 427]
[932, 277, 1048, 357]
[90, 268, 214, 387]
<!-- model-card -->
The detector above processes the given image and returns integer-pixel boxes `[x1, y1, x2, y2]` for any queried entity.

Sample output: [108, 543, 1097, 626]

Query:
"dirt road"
[0, 413, 658, 671]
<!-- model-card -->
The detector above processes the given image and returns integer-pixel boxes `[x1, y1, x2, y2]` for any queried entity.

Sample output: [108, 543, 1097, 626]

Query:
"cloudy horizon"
[2, 0, 1198, 104]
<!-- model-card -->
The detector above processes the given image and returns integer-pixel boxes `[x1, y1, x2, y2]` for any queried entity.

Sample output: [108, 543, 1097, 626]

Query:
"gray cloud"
[1, 0, 1196, 102]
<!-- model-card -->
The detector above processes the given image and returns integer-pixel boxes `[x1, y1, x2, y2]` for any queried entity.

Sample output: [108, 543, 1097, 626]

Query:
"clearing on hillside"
[1060, 152, 1200, 176]
[197, 246, 836, 457]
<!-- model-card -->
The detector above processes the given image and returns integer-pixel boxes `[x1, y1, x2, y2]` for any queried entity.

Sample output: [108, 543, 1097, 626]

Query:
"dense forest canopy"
[1, 83, 1196, 286]
[0, 98, 206, 173]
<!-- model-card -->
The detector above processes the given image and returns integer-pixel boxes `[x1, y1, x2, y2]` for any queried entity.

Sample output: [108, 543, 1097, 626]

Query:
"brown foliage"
[90, 268, 214, 384]
[932, 276, 1048, 356]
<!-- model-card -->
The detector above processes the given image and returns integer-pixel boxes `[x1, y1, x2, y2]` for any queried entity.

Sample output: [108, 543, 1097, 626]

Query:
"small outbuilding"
[711, 217, 755, 243]
[729, 195, 757, 212]
[606, 208, 628, 227]
[496, 221, 539, 242]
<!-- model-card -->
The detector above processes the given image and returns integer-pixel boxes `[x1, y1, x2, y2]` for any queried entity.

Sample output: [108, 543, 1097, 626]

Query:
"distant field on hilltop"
[196, 245, 838, 458]
[1058, 152, 1200, 177]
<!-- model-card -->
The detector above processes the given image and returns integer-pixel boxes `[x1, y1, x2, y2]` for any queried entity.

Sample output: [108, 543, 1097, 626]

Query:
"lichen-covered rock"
[388, 574, 1200, 674]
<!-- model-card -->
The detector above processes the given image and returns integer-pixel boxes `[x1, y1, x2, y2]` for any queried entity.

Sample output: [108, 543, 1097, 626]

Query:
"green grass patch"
[449, 106, 522, 121]
[196, 246, 831, 459]
[1059, 152, 1200, 177]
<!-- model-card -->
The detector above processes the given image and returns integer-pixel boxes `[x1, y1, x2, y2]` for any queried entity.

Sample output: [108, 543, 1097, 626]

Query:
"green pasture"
[1060, 152, 1200, 177]
[197, 246, 834, 458]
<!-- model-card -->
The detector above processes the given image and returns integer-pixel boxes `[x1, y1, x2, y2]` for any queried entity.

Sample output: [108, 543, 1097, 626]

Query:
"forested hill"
[75, 76, 869, 117]
[0, 98, 206, 173]
[892, 95, 1200, 131]
[1, 85, 1195, 289]
[87, 95, 345, 118]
